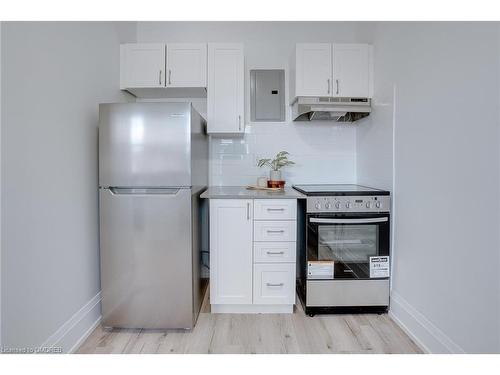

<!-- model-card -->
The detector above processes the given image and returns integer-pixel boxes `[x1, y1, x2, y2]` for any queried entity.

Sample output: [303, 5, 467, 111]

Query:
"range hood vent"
[291, 97, 371, 122]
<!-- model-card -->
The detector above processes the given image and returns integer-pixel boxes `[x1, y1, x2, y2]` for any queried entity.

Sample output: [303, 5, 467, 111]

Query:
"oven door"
[306, 213, 390, 280]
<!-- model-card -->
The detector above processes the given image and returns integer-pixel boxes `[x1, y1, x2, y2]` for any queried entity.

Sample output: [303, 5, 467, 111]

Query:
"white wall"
[357, 22, 500, 353]
[137, 22, 372, 185]
[355, 34, 394, 191]
[1, 22, 136, 352]
[0, 21, 3, 348]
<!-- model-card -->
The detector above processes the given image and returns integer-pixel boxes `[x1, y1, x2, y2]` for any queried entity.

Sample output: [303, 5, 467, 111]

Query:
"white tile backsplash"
[210, 121, 357, 186]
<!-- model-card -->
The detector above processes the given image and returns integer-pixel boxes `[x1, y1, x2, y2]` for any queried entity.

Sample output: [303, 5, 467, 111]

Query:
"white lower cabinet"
[209, 198, 297, 313]
[254, 220, 296, 242]
[253, 242, 296, 263]
[253, 263, 296, 305]
[253, 199, 297, 220]
[209, 199, 253, 305]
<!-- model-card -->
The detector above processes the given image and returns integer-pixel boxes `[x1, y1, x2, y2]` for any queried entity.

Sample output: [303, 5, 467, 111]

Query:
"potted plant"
[257, 151, 295, 182]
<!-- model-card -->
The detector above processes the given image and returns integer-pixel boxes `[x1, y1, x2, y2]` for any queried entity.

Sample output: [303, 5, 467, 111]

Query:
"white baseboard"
[68, 315, 101, 354]
[390, 291, 465, 354]
[41, 292, 102, 353]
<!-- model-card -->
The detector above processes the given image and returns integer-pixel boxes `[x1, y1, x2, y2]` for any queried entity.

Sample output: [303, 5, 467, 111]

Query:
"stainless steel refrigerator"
[98, 102, 208, 329]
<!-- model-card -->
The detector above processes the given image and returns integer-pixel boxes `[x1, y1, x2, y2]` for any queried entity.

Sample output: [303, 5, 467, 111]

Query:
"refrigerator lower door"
[100, 187, 193, 329]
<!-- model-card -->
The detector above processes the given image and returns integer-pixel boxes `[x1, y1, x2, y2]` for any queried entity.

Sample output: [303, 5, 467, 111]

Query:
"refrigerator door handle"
[108, 187, 181, 195]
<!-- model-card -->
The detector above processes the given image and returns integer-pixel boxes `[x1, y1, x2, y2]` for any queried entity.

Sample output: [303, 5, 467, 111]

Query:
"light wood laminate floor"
[77, 289, 422, 354]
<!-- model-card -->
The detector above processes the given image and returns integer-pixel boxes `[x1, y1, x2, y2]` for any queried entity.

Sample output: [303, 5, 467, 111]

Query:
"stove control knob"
[366, 202, 372, 208]
[315, 203, 321, 210]
[345, 202, 351, 209]
[335, 202, 341, 209]
[325, 202, 332, 210]
[375, 202, 382, 208]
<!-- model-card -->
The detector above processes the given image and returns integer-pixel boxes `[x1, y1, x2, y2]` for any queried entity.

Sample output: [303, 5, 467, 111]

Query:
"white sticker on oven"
[308, 261, 334, 279]
[370, 256, 390, 278]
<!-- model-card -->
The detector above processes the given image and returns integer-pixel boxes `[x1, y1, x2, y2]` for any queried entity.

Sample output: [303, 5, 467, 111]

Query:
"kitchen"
[1, 7, 500, 371]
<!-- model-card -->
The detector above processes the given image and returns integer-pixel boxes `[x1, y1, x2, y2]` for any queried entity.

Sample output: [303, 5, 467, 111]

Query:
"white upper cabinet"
[290, 43, 373, 101]
[120, 43, 165, 89]
[207, 43, 244, 135]
[333, 44, 372, 98]
[166, 43, 207, 88]
[295, 43, 332, 97]
[120, 43, 208, 97]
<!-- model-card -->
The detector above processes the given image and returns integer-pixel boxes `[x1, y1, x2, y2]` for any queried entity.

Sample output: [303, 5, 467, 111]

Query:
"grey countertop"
[200, 186, 305, 199]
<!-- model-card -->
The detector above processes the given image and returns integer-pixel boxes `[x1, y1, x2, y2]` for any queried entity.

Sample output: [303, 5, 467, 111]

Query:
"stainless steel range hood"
[291, 97, 371, 122]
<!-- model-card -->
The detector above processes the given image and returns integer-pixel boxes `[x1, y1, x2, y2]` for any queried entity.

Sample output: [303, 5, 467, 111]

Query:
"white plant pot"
[270, 170, 282, 181]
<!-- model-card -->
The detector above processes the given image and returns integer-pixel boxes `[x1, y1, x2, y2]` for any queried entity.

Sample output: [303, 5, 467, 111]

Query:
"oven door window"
[307, 215, 389, 279]
[319, 224, 378, 264]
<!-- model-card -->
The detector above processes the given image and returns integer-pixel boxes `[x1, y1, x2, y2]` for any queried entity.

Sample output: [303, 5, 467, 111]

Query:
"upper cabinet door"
[166, 44, 207, 87]
[333, 44, 372, 98]
[120, 43, 166, 89]
[295, 43, 332, 97]
[207, 44, 244, 134]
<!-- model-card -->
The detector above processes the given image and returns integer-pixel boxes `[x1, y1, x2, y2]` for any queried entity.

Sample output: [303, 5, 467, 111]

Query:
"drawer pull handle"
[266, 208, 285, 211]
[266, 283, 284, 287]
[267, 230, 285, 233]
[266, 251, 285, 255]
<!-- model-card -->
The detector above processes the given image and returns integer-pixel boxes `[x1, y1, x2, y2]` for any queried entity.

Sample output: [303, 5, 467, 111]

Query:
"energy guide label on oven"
[369, 256, 390, 278]
[308, 261, 334, 279]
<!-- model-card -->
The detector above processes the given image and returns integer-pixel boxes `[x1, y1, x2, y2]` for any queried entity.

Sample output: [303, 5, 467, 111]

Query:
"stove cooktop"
[292, 184, 390, 196]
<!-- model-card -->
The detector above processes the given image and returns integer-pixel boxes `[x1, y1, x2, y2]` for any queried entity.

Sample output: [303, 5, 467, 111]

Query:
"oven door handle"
[309, 217, 388, 224]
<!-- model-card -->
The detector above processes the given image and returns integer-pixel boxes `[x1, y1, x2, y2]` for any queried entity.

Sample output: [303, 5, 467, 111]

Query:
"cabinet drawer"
[254, 242, 296, 263]
[254, 220, 296, 242]
[253, 263, 296, 305]
[254, 199, 296, 220]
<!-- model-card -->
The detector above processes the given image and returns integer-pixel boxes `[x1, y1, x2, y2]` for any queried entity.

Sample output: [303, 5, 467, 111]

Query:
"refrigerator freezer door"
[99, 102, 191, 188]
[99, 187, 193, 329]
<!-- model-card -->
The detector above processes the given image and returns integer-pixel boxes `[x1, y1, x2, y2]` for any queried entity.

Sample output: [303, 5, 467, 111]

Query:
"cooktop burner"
[292, 184, 390, 196]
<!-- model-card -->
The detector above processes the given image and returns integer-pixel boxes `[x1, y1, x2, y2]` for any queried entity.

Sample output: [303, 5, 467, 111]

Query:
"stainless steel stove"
[293, 184, 391, 316]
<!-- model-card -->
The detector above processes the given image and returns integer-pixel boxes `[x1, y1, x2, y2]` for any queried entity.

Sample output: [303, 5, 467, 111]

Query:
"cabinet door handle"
[159, 70, 162, 85]
[266, 251, 285, 255]
[238, 115, 242, 131]
[168, 69, 172, 85]
[267, 208, 285, 211]
[267, 230, 284, 233]
[266, 283, 284, 287]
[327, 78, 330, 94]
[336, 79, 339, 95]
[247, 202, 250, 220]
